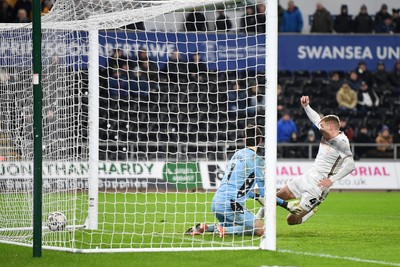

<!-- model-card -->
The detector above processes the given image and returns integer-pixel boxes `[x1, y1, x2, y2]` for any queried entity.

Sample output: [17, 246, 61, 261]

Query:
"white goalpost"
[0, 0, 277, 252]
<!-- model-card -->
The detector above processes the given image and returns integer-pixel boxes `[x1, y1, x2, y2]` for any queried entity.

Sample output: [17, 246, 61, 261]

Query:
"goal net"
[0, 0, 272, 252]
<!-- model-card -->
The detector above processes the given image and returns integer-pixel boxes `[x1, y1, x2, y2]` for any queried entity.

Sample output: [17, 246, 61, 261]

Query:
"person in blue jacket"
[281, 0, 303, 32]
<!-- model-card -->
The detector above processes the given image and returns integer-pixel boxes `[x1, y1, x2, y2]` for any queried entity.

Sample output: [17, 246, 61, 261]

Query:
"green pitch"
[1, 192, 400, 267]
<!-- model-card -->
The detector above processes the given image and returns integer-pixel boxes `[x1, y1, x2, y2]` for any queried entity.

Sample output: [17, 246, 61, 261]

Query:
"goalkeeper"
[186, 125, 299, 237]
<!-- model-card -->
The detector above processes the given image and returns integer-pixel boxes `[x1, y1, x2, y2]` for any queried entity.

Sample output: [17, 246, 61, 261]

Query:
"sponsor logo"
[163, 163, 201, 189]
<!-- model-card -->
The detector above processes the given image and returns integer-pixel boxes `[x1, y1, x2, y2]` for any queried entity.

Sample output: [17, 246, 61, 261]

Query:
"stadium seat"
[278, 70, 293, 85]
[302, 81, 322, 96]
[293, 70, 311, 84]
[329, 70, 346, 81]
[311, 70, 328, 83]
[284, 81, 303, 99]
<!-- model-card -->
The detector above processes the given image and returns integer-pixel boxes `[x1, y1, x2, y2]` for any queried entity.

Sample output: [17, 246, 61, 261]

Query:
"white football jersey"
[313, 132, 353, 177]
[303, 105, 353, 179]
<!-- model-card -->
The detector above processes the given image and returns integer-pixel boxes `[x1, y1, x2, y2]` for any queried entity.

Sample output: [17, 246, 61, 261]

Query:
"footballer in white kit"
[277, 95, 356, 225]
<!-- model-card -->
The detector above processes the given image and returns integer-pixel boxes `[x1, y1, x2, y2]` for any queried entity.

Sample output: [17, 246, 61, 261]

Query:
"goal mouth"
[0, 0, 276, 252]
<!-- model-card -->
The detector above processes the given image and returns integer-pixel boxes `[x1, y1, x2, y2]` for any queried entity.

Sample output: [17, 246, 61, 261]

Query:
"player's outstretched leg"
[286, 200, 320, 225]
[301, 206, 318, 223]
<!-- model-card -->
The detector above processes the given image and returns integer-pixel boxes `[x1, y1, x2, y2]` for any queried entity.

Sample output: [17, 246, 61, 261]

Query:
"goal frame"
[1, 0, 279, 254]
[83, 0, 278, 251]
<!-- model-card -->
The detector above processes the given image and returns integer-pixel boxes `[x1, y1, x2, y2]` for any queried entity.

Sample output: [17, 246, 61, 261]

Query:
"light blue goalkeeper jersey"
[212, 147, 265, 211]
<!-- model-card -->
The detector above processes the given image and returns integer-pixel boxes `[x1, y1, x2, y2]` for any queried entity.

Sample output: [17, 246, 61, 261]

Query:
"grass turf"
[0, 191, 399, 267]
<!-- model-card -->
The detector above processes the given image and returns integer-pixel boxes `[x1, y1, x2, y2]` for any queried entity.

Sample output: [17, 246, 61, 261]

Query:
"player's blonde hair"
[321, 115, 340, 130]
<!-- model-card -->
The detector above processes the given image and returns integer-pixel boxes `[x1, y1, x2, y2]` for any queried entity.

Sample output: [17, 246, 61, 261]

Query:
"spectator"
[108, 68, 129, 99]
[107, 48, 128, 77]
[284, 131, 303, 158]
[347, 71, 361, 91]
[336, 81, 357, 115]
[130, 66, 150, 98]
[277, 111, 298, 143]
[185, 8, 207, 32]
[281, 1, 303, 33]
[188, 52, 207, 83]
[373, 61, 391, 91]
[389, 60, 400, 96]
[374, 125, 394, 158]
[256, 2, 266, 33]
[137, 50, 159, 88]
[247, 82, 265, 117]
[334, 4, 353, 33]
[241, 5, 257, 33]
[353, 5, 373, 33]
[340, 118, 355, 141]
[302, 129, 319, 158]
[357, 81, 379, 115]
[355, 61, 373, 86]
[393, 119, 400, 158]
[228, 82, 247, 119]
[0, 0, 14, 23]
[14, 8, 30, 23]
[137, 49, 149, 65]
[327, 72, 343, 94]
[310, 2, 333, 33]
[140, 60, 159, 89]
[215, 9, 232, 31]
[375, 4, 391, 33]
[354, 126, 374, 159]
[278, 1, 285, 32]
[277, 84, 286, 112]
[110, 48, 128, 67]
[166, 50, 187, 84]
[376, 17, 394, 33]
[392, 9, 400, 33]
[41, 0, 53, 14]
[393, 117, 400, 143]
[138, 49, 158, 78]
[13, 0, 31, 19]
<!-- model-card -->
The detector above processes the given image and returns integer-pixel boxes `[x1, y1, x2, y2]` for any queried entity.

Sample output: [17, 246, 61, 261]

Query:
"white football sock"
[301, 210, 315, 223]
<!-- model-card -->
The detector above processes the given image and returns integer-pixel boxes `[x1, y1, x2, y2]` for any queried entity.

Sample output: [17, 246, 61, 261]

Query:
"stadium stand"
[91, 66, 400, 160]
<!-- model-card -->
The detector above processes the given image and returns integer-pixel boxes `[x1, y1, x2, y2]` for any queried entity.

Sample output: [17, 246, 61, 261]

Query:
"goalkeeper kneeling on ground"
[185, 125, 301, 237]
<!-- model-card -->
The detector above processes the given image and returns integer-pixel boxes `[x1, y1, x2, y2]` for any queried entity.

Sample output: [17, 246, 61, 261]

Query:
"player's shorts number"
[309, 198, 317, 205]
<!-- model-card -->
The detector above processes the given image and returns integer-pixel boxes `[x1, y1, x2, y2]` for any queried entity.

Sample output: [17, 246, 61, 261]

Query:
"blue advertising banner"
[95, 32, 399, 72]
[0, 31, 398, 72]
[96, 31, 266, 72]
[279, 34, 400, 71]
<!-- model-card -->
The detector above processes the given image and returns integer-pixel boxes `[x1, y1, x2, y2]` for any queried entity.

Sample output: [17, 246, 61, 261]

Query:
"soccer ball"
[47, 212, 66, 232]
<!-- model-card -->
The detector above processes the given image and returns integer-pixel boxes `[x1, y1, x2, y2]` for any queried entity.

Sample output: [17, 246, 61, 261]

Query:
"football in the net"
[47, 212, 66, 232]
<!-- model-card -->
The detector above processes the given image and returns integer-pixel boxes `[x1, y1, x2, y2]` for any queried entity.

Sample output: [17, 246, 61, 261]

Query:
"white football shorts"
[287, 169, 329, 212]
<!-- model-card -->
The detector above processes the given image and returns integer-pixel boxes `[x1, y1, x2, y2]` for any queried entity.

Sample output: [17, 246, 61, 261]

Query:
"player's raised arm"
[300, 95, 321, 128]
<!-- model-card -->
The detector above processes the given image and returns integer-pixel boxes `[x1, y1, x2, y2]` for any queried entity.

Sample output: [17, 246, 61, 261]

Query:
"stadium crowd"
[2, 0, 400, 34]
[97, 44, 400, 160]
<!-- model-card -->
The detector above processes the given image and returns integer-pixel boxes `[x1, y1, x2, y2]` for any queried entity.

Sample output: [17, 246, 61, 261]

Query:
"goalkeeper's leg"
[214, 210, 264, 237]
